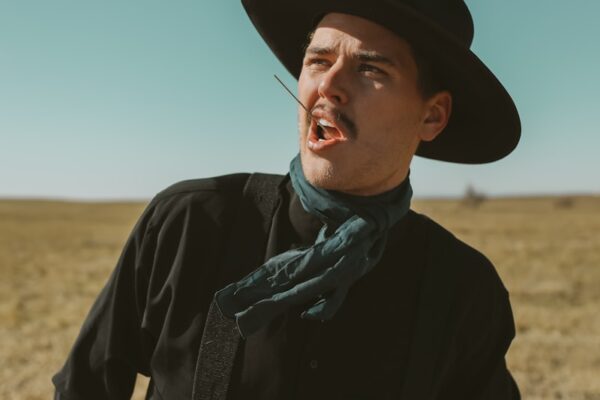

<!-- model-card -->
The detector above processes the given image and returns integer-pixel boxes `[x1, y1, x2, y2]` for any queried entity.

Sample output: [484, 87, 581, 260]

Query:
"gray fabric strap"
[245, 173, 286, 236]
[191, 173, 284, 400]
[192, 299, 241, 400]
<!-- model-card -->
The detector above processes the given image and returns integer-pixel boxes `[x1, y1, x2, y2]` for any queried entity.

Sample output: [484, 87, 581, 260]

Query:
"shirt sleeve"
[51, 174, 249, 399]
[52, 201, 159, 400]
[437, 252, 520, 400]
[449, 288, 520, 399]
[479, 358, 521, 399]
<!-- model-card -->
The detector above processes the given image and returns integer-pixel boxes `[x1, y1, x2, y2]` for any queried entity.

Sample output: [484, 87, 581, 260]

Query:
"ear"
[420, 91, 452, 142]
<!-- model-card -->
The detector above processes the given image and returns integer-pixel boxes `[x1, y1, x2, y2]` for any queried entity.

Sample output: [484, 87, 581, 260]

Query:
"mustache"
[272, 75, 358, 139]
[308, 105, 358, 139]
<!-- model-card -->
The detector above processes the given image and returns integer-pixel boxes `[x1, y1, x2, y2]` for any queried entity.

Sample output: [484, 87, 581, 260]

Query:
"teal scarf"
[215, 154, 413, 338]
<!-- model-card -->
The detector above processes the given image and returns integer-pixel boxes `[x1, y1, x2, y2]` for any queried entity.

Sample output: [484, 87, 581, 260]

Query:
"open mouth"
[307, 115, 348, 151]
[316, 119, 342, 140]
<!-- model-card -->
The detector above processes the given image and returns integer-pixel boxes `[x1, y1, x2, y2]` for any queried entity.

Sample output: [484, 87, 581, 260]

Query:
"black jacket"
[53, 173, 519, 399]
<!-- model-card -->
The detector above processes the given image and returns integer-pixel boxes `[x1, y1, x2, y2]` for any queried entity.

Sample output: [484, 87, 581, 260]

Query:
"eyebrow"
[305, 46, 334, 56]
[356, 50, 396, 67]
[305, 46, 397, 68]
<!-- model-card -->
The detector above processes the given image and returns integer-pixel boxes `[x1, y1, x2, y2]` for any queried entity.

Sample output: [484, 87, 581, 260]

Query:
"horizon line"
[1, 190, 599, 203]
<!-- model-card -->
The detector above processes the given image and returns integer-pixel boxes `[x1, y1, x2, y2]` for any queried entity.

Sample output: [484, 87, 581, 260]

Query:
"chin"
[300, 154, 348, 191]
[306, 173, 340, 191]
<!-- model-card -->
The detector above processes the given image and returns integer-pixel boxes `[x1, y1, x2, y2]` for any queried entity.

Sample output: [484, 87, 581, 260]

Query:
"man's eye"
[359, 64, 385, 75]
[306, 58, 330, 68]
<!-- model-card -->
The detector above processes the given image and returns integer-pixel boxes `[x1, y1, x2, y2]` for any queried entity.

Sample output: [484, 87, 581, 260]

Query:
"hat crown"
[396, 0, 474, 47]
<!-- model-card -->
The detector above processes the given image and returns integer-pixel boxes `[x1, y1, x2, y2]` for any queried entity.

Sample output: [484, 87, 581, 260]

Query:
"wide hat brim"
[242, 0, 521, 164]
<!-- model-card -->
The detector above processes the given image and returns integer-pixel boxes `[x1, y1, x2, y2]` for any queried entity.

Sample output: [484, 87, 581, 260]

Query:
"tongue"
[322, 126, 342, 140]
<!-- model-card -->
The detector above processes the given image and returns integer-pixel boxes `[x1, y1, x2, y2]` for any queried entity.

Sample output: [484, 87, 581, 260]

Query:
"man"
[53, 0, 521, 399]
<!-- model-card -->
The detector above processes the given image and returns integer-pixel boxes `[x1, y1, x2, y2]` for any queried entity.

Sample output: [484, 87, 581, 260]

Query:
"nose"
[317, 62, 349, 105]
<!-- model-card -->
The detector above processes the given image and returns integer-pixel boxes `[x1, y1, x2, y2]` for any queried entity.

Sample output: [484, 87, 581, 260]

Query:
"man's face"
[298, 13, 438, 195]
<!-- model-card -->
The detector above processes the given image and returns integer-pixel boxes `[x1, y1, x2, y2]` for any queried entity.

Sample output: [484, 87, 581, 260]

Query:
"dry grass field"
[1, 195, 599, 399]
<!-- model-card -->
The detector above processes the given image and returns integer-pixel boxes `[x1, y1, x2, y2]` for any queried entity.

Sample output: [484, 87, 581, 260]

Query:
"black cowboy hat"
[242, 0, 521, 164]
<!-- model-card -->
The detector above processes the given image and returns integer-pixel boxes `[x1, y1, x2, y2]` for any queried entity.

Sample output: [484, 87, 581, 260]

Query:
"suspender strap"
[192, 300, 240, 400]
[192, 173, 284, 400]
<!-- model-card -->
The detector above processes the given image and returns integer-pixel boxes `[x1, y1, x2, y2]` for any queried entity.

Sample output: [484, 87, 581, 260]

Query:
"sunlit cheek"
[297, 107, 303, 132]
[297, 107, 310, 137]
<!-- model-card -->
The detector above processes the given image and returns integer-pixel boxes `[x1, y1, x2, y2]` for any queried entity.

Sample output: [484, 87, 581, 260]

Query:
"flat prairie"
[1, 196, 599, 399]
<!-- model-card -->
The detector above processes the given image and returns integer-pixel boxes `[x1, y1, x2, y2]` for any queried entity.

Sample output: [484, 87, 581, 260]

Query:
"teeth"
[319, 118, 334, 128]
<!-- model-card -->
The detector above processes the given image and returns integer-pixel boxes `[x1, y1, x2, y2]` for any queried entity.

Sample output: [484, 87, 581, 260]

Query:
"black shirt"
[227, 178, 426, 400]
[53, 174, 519, 399]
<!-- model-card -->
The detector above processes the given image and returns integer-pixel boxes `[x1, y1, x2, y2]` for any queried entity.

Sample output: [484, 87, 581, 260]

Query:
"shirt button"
[309, 359, 318, 369]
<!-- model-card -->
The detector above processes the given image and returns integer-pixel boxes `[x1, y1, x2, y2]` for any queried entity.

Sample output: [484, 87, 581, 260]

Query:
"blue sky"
[1, 0, 599, 199]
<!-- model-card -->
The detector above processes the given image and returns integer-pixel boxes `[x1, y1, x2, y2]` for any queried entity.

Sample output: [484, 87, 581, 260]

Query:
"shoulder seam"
[151, 174, 251, 204]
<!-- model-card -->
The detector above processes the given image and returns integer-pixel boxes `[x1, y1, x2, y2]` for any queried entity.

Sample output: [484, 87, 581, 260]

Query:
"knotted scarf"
[215, 154, 413, 338]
